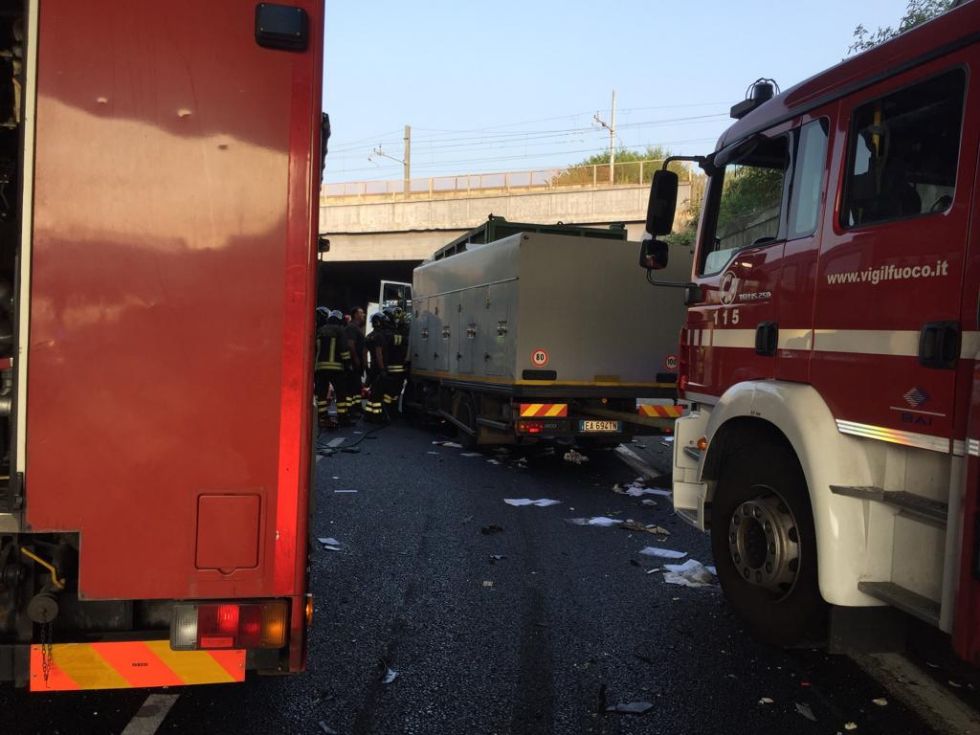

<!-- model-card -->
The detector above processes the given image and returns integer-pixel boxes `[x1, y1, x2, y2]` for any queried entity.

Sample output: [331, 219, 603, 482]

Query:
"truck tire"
[453, 392, 478, 448]
[710, 440, 826, 646]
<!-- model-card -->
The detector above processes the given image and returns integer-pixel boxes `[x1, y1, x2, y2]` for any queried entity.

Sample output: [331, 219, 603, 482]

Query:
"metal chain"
[40, 620, 52, 685]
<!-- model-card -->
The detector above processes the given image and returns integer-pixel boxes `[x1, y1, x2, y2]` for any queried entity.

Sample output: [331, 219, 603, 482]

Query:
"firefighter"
[315, 309, 352, 428]
[383, 307, 409, 416]
[345, 306, 367, 420]
[363, 311, 389, 422]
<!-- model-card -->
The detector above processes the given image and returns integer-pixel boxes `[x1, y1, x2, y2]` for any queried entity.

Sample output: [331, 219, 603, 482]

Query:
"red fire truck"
[640, 1, 980, 660]
[0, 1, 324, 690]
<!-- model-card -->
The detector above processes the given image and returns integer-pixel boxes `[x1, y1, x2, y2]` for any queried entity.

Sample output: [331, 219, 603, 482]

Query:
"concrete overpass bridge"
[317, 161, 695, 308]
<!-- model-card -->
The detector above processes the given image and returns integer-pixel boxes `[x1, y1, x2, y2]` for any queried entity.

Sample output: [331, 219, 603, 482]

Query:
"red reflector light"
[174, 600, 289, 651]
[518, 421, 544, 434]
[678, 374, 688, 397]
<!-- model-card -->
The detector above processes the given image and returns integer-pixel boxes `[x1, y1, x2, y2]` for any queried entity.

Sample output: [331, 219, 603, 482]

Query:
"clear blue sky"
[322, 0, 910, 183]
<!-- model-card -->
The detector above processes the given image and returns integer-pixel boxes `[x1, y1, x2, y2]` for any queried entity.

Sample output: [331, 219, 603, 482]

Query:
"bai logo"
[719, 271, 739, 305]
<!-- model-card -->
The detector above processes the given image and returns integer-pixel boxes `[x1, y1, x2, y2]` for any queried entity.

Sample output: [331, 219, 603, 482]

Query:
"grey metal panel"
[515, 233, 691, 384]
[410, 231, 691, 387]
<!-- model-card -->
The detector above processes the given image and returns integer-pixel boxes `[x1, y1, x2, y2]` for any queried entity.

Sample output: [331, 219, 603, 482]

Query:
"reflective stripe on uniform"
[388, 365, 406, 373]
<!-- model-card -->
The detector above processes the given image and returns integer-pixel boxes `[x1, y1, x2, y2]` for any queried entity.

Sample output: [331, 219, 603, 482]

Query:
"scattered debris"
[663, 559, 716, 588]
[489, 554, 506, 563]
[487, 459, 502, 465]
[640, 499, 658, 507]
[480, 524, 504, 535]
[566, 516, 619, 527]
[514, 457, 528, 469]
[949, 680, 963, 689]
[795, 702, 817, 722]
[563, 449, 589, 464]
[758, 697, 774, 705]
[639, 546, 687, 560]
[627, 485, 671, 498]
[504, 498, 561, 507]
[461, 452, 481, 457]
[333, 489, 357, 494]
[317, 537, 342, 552]
[605, 701, 653, 715]
[426, 451, 440, 455]
[843, 723, 858, 731]
[319, 722, 338, 735]
[645, 567, 661, 575]
[619, 520, 670, 536]
[871, 698, 888, 707]
[382, 667, 399, 685]
[482, 580, 494, 588]
[326, 437, 346, 448]
[432, 440, 464, 448]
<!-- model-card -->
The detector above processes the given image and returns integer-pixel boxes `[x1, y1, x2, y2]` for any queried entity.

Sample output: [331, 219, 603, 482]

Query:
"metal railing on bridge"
[322, 159, 697, 200]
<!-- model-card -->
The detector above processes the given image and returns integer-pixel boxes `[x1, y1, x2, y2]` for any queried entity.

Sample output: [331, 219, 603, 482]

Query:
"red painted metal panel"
[25, 0, 322, 624]
[810, 49, 978, 441]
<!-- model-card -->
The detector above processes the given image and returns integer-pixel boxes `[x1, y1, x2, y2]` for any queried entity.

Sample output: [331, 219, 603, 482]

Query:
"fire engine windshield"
[699, 136, 789, 276]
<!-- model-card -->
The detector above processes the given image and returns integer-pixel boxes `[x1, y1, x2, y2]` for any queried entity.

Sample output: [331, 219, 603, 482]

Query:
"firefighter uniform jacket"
[316, 323, 350, 372]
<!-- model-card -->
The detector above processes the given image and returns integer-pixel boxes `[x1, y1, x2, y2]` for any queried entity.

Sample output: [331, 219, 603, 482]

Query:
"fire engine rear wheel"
[710, 440, 826, 646]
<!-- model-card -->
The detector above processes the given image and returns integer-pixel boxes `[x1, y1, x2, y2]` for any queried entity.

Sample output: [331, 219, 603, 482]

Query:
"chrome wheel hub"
[728, 492, 801, 598]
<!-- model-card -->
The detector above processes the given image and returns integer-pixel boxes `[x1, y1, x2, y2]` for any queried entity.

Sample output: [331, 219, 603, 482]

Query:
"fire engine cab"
[640, 0, 980, 661]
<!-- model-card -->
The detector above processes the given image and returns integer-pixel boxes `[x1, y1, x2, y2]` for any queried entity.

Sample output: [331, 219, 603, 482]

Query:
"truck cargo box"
[408, 225, 691, 443]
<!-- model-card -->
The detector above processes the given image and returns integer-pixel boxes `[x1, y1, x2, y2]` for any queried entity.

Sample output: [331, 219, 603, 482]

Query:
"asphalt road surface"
[1, 422, 951, 734]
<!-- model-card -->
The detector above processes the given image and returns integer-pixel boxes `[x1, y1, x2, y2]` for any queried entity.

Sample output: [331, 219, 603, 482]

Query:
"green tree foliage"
[849, 0, 954, 54]
[552, 145, 687, 186]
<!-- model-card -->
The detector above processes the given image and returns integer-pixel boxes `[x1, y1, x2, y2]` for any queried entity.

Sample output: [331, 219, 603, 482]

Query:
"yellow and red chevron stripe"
[638, 404, 685, 418]
[29, 641, 245, 691]
[519, 403, 568, 418]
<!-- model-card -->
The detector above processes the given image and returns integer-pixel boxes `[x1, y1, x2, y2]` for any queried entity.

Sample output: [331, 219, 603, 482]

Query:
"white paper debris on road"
[334, 489, 357, 494]
[639, 546, 687, 560]
[504, 498, 561, 507]
[871, 697, 888, 707]
[758, 697, 774, 705]
[663, 559, 716, 588]
[566, 516, 619, 527]
[626, 484, 672, 498]
[795, 702, 817, 722]
[843, 723, 858, 731]
[461, 452, 481, 457]
[487, 459, 501, 465]
[432, 440, 464, 448]
[382, 667, 399, 685]
[317, 537, 342, 552]
[326, 437, 346, 448]
[605, 701, 653, 715]
[563, 449, 589, 464]
[426, 451, 440, 455]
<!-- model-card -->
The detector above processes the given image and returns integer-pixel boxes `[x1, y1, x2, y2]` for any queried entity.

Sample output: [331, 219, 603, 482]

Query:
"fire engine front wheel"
[710, 440, 827, 646]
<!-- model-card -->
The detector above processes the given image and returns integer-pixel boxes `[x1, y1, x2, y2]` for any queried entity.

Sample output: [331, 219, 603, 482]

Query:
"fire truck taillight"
[678, 373, 688, 397]
[171, 601, 288, 650]
[518, 421, 545, 434]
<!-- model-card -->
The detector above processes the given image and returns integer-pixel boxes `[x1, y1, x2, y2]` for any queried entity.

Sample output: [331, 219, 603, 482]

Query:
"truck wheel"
[454, 392, 478, 448]
[710, 441, 826, 646]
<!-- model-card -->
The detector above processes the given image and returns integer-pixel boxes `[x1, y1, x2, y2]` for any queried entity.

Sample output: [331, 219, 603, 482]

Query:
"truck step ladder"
[829, 485, 948, 526]
[857, 581, 941, 626]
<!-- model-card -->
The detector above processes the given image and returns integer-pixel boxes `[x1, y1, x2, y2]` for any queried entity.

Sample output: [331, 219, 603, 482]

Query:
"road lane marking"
[121, 693, 180, 735]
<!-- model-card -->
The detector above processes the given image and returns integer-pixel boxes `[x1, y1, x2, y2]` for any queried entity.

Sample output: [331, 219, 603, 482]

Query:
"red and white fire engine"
[0, 1, 324, 690]
[641, 1, 980, 661]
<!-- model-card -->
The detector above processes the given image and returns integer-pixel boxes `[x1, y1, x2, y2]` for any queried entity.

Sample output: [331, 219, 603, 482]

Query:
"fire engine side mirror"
[639, 238, 669, 271]
[644, 169, 678, 237]
[318, 236, 330, 253]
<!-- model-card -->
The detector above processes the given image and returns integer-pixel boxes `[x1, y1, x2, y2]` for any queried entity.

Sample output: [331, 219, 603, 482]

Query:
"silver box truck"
[407, 218, 691, 445]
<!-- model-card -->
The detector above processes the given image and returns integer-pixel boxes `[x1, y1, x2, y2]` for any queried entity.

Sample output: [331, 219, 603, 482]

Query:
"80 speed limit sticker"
[531, 348, 549, 367]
